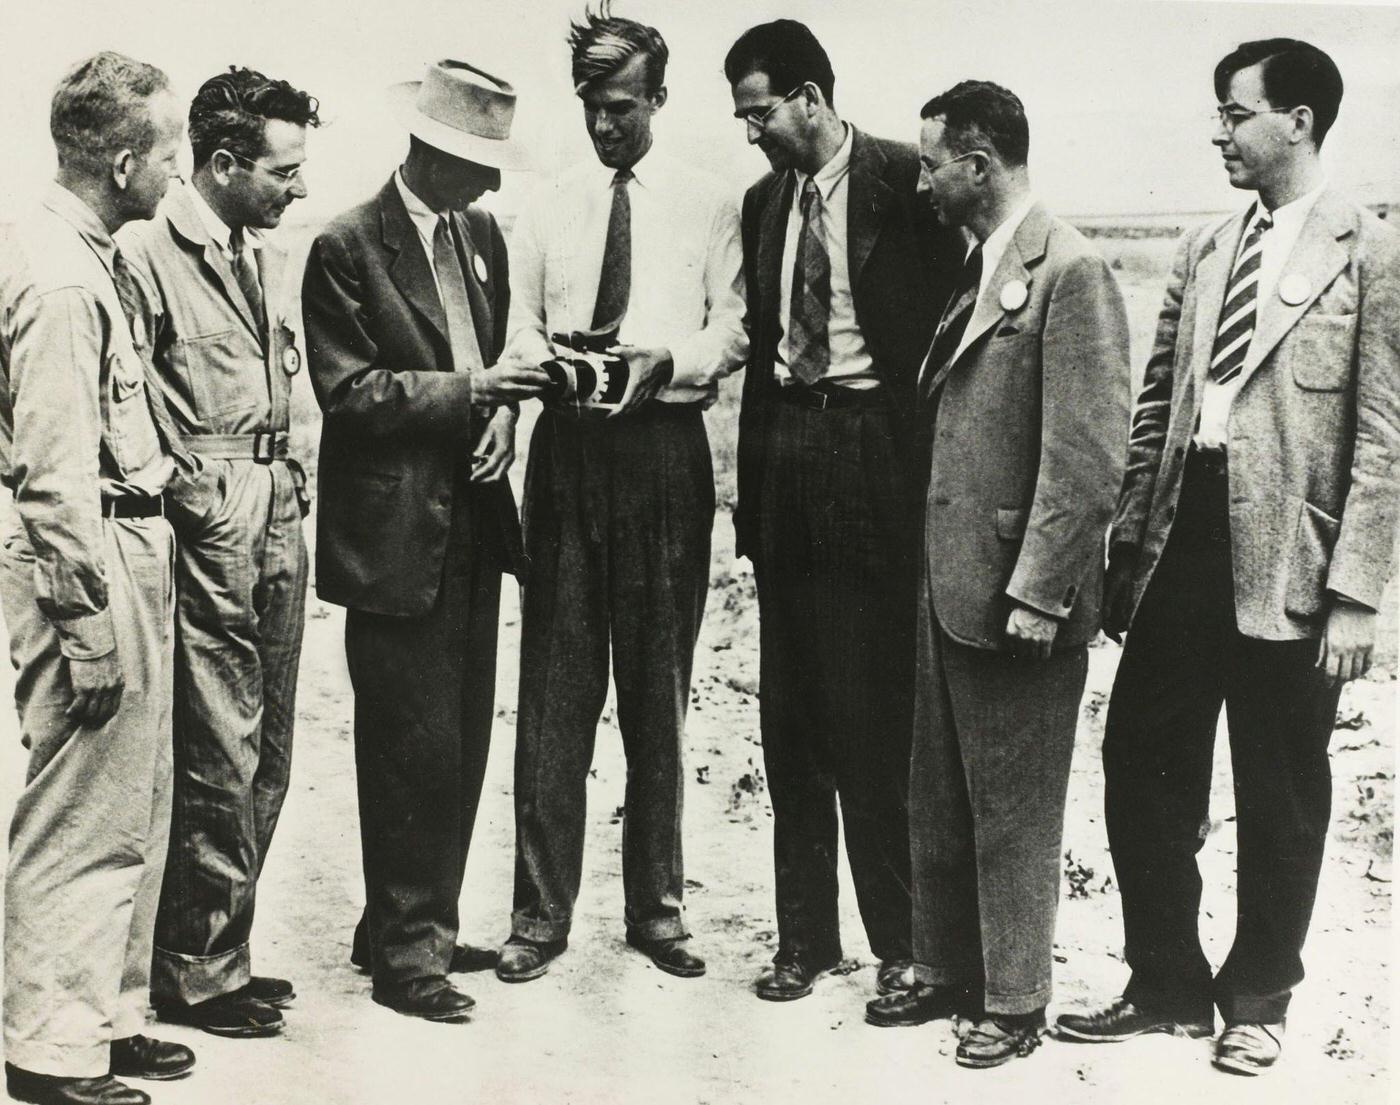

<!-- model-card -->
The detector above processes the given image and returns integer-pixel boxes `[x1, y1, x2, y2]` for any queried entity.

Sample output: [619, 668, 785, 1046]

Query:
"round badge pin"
[472, 254, 488, 283]
[1000, 279, 1028, 312]
[282, 346, 301, 376]
[1278, 274, 1310, 306]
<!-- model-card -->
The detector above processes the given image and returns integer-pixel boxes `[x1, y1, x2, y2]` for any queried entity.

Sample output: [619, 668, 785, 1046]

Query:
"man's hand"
[66, 651, 124, 726]
[1005, 605, 1060, 660]
[1102, 546, 1138, 644]
[471, 362, 552, 407]
[470, 406, 517, 483]
[611, 346, 674, 416]
[1316, 600, 1377, 687]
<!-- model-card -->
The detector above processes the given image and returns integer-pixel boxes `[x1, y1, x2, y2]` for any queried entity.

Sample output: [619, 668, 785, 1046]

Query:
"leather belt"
[183, 431, 290, 464]
[776, 383, 886, 411]
[102, 496, 164, 519]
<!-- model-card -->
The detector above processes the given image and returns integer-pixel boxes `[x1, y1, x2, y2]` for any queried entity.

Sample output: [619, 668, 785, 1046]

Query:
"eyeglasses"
[740, 85, 806, 137]
[226, 150, 305, 185]
[919, 150, 982, 177]
[1213, 105, 1296, 132]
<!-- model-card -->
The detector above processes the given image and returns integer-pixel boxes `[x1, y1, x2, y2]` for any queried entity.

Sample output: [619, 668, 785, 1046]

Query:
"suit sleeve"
[1325, 226, 1400, 608]
[667, 189, 750, 388]
[1108, 230, 1193, 552]
[301, 226, 476, 441]
[1005, 252, 1132, 619]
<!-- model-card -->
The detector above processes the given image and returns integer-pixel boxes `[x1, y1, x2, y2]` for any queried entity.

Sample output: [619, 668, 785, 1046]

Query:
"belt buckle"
[252, 430, 277, 464]
[810, 388, 830, 410]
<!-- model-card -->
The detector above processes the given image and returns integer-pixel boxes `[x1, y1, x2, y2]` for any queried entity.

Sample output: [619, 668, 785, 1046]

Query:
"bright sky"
[1, 0, 1397, 222]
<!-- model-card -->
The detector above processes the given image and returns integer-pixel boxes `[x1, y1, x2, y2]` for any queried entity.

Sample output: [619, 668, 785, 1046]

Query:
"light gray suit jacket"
[1110, 188, 1400, 640]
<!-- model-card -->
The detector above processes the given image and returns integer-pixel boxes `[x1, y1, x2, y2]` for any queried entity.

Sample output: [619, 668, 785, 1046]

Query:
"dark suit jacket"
[922, 205, 1130, 650]
[1110, 188, 1400, 640]
[734, 128, 962, 559]
[302, 176, 523, 616]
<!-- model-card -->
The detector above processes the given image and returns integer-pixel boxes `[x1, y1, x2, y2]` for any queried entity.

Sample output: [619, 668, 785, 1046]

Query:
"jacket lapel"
[847, 128, 891, 287]
[1188, 212, 1246, 388]
[165, 187, 262, 340]
[960, 203, 1051, 360]
[1234, 189, 1351, 389]
[379, 178, 449, 347]
[756, 172, 793, 364]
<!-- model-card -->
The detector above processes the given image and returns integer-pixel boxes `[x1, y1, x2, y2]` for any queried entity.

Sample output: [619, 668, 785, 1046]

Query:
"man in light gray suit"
[1057, 39, 1400, 1076]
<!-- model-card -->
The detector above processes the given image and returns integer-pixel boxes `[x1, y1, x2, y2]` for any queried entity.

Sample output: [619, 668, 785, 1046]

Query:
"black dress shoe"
[754, 954, 839, 1002]
[5, 1064, 150, 1105]
[240, 976, 295, 1008]
[875, 959, 914, 995]
[956, 1010, 1047, 1068]
[1055, 997, 1214, 1043]
[109, 1035, 195, 1081]
[624, 933, 706, 978]
[449, 943, 501, 974]
[865, 982, 978, 1027]
[372, 976, 475, 1022]
[496, 937, 567, 983]
[154, 990, 283, 1037]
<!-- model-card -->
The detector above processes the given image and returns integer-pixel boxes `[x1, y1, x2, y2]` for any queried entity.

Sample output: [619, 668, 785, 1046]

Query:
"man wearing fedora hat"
[302, 59, 549, 1021]
[495, 4, 746, 984]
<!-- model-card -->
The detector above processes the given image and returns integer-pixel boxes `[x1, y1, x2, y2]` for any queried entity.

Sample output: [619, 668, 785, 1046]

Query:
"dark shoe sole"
[1212, 1053, 1273, 1076]
[865, 1008, 932, 1028]
[756, 981, 814, 1002]
[153, 1009, 283, 1039]
[114, 1062, 196, 1082]
[652, 959, 706, 979]
[372, 998, 474, 1023]
[956, 1050, 1020, 1069]
[1056, 1021, 1214, 1043]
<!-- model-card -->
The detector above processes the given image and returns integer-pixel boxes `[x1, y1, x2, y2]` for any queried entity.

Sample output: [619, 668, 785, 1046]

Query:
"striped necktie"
[1209, 210, 1273, 384]
[920, 244, 983, 400]
[786, 176, 831, 385]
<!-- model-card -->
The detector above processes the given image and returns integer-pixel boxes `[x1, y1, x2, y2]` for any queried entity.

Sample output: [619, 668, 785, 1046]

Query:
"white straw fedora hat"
[389, 59, 532, 171]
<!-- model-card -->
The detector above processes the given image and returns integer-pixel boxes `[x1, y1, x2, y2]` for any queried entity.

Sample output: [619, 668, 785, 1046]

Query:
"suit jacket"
[1110, 188, 1400, 640]
[923, 204, 1131, 651]
[734, 127, 961, 559]
[302, 176, 523, 617]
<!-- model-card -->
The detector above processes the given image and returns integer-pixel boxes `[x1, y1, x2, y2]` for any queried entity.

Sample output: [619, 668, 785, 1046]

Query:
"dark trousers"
[511, 404, 713, 944]
[752, 398, 915, 966]
[909, 601, 1086, 1014]
[344, 476, 501, 991]
[1105, 449, 1342, 1024]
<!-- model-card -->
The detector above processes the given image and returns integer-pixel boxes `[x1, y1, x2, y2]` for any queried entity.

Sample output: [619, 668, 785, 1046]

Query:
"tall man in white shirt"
[1058, 40, 1400, 1076]
[497, 4, 747, 984]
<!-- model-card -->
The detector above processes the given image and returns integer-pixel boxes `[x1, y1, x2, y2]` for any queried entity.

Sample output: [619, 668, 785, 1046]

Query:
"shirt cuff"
[52, 609, 116, 661]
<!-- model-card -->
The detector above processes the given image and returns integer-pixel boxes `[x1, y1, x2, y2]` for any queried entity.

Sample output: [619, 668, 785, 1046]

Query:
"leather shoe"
[865, 982, 978, 1027]
[1055, 997, 1214, 1043]
[624, 932, 706, 978]
[1212, 1021, 1284, 1076]
[372, 976, 475, 1022]
[239, 976, 295, 1008]
[5, 1064, 150, 1105]
[956, 1011, 1047, 1068]
[754, 954, 839, 1002]
[154, 990, 283, 1037]
[875, 959, 915, 995]
[109, 1035, 195, 1081]
[449, 943, 501, 974]
[496, 937, 567, 983]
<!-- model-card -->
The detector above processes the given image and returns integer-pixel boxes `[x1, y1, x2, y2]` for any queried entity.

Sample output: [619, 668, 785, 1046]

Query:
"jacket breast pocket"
[179, 327, 258, 420]
[104, 351, 162, 475]
[1289, 314, 1355, 392]
[1283, 498, 1341, 619]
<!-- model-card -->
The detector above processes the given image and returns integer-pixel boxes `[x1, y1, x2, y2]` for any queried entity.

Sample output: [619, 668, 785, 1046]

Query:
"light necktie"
[1209, 210, 1274, 384]
[433, 215, 485, 373]
[591, 169, 633, 332]
[110, 250, 198, 477]
[920, 244, 984, 400]
[786, 176, 831, 385]
[230, 227, 267, 346]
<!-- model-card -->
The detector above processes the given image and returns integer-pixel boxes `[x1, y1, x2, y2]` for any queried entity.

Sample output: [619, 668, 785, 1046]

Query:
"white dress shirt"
[394, 169, 452, 299]
[504, 146, 748, 406]
[1194, 181, 1327, 450]
[188, 181, 264, 264]
[776, 125, 876, 387]
[954, 192, 1037, 364]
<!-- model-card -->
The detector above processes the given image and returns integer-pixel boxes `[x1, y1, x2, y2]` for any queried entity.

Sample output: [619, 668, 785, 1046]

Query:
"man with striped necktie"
[1056, 39, 1400, 1076]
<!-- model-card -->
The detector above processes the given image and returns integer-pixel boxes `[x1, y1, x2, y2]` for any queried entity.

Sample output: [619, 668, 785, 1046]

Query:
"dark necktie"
[230, 227, 267, 345]
[1209, 211, 1273, 384]
[591, 169, 633, 332]
[920, 244, 984, 400]
[786, 176, 831, 385]
[110, 250, 197, 476]
[433, 215, 484, 373]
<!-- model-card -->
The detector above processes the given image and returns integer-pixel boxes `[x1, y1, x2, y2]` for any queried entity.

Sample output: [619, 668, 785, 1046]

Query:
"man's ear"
[112, 148, 136, 191]
[1288, 105, 1316, 148]
[650, 85, 668, 112]
[208, 149, 238, 184]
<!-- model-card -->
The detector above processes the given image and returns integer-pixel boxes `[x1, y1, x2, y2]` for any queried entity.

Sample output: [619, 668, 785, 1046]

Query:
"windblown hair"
[1214, 38, 1343, 147]
[567, 3, 668, 95]
[723, 20, 835, 107]
[189, 66, 321, 169]
[920, 80, 1029, 168]
[50, 51, 171, 173]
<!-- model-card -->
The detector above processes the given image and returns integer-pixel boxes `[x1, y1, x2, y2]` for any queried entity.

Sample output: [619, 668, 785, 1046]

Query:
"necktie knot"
[800, 176, 821, 213]
[613, 169, 634, 187]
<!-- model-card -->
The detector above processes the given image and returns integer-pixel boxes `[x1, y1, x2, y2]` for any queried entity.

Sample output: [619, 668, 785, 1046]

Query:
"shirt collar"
[43, 182, 118, 275]
[597, 145, 656, 191]
[795, 124, 853, 202]
[395, 168, 449, 243]
[186, 181, 262, 256]
[974, 192, 1038, 269]
[1252, 179, 1327, 235]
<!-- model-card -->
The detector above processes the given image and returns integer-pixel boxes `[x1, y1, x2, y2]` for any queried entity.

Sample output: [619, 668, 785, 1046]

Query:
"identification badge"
[1278, 274, 1310, 306]
[472, 253, 488, 283]
[282, 346, 301, 375]
[1000, 279, 1028, 311]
